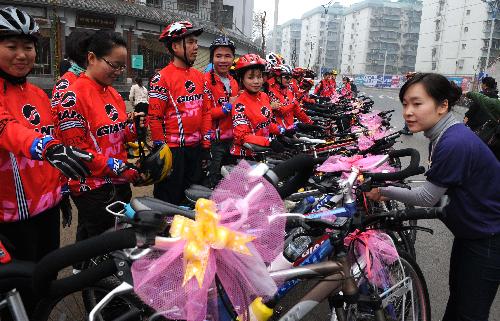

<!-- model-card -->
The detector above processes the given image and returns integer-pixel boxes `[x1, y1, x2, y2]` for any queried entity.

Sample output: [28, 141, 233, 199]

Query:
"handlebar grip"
[266, 155, 325, 198]
[33, 228, 137, 297]
[391, 207, 446, 221]
[364, 148, 424, 181]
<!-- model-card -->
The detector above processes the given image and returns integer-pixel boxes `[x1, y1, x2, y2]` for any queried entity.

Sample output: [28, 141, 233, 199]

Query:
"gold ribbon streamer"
[170, 198, 256, 288]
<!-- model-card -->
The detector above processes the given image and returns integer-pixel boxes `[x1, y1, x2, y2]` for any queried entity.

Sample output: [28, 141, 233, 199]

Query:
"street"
[358, 87, 500, 321]
[59, 86, 500, 320]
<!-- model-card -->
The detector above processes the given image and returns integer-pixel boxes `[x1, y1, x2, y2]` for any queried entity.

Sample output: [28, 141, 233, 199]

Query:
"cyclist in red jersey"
[231, 54, 285, 158]
[267, 64, 312, 129]
[340, 76, 353, 99]
[149, 21, 212, 204]
[290, 67, 305, 97]
[314, 71, 335, 97]
[0, 7, 92, 264]
[55, 30, 145, 243]
[205, 35, 239, 187]
[296, 78, 316, 105]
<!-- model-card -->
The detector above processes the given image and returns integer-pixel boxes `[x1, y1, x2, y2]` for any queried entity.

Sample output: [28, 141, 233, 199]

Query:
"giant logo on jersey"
[235, 103, 245, 113]
[151, 73, 161, 84]
[185, 80, 196, 93]
[61, 91, 77, 108]
[261, 106, 271, 118]
[55, 79, 70, 91]
[105, 104, 119, 122]
[22, 104, 40, 126]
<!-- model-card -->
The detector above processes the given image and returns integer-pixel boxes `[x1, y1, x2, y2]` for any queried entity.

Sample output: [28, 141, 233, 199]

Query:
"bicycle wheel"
[32, 277, 161, 321]
[346, 251, 431, 321]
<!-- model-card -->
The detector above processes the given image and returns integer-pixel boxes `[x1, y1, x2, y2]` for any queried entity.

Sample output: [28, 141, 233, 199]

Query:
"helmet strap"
[182, 38, 193, 67]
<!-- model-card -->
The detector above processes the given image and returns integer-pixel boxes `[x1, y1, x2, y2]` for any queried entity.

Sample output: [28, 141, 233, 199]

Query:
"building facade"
[298, 4, 344, 75]
[280, 19, 301, 67]
[341, 0, 422, 75]
[4, 0, 258, 90]
[267, 25, 283, 55]
[415, 0, 499, 76]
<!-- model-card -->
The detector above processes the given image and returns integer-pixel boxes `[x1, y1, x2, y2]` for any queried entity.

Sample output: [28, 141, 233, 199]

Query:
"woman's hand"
[365, 188, 389, 202]
[270, 101, 281, 110]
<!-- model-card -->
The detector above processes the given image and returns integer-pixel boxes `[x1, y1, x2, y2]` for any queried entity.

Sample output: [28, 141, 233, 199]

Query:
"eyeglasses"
[283, 75, 292, 80]
[101, 57, 127, 71]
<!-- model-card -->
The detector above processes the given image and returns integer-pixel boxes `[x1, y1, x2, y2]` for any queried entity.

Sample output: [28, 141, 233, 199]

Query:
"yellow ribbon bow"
[169, 198, 256, 288]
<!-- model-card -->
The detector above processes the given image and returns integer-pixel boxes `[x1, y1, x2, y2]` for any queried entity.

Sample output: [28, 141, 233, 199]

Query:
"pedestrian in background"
[129, 76, 149, 115]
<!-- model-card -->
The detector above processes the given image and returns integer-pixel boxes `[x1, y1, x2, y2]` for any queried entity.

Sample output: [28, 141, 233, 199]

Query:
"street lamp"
[482, 0, 500, 71]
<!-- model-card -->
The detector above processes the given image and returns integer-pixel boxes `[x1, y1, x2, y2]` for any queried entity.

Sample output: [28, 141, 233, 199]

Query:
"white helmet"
[0, 7, 39, 39]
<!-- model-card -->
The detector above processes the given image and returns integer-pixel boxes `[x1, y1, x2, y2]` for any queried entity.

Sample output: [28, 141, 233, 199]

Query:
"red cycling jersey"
[231, 91, 281, 157]
[204, 71, 238, 141]
[0, 79, 62, 222]
[289, 79, 300, 97]
[267, 81, 312, 128]
[314, 79, 336, 97]
[148, 63, 212, 148]
[55, 74, 137, 194]
[296, 89, 316, 105]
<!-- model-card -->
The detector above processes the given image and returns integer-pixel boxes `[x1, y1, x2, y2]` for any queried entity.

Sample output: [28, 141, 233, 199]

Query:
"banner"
[131, 55, 144, 70]
[355, 75, 365, 86]
[364, 75, 378, 87]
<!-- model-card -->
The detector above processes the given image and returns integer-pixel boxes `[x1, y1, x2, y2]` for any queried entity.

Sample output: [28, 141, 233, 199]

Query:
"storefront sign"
[132, 55, 144, 70]
[76, 12, 115, 29]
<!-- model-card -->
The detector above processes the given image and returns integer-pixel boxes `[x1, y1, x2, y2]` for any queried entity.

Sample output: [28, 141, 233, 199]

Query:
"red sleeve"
[293, 103, 313, 124]
[201, 82, 213, 148]
[314, 81, 322, 95]
[232, 103, 270, 147]
[56, 90, 113, 177]
[274, 102, 294, 115]
[0, 108, 42, 158]
[148, 73, 168, 142]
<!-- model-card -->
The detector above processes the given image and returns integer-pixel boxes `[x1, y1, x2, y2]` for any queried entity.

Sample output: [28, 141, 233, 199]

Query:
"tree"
[253, 10, 268, 52]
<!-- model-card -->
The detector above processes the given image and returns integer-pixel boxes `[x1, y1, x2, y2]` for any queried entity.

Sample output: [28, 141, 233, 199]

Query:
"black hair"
[59, 58, 71, 75]
[236, 66, 265, 90]
[481, 76, 497, 90]
[85, 29, 127, 61]
[399, 73, 462, 111]
[66, 30, 94, 68]
[134, 76, 142, 85]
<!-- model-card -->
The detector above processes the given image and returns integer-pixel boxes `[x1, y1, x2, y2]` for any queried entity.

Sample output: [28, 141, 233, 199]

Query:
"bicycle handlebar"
[364, 148, 425, 181]
[364, 207, 446, 226]
[33, 228, 137, 298]
[265, 154, 326, 198]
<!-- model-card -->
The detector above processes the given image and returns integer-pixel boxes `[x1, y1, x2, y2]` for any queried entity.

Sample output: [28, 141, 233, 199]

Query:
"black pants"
[443, 234, 500, 321]
[208, 140, 234, 188]
[154, 146, 202, 205]
[0, 206, 60, 317]
[0, 206, 60, 262]
[72, 183, 132, 243]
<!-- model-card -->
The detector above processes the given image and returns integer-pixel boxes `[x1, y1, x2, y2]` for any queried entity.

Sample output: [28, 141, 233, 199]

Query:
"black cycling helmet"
[133, 144, 173, 187]
[0, 7, 39, 41]
[209, 35, 236, 62]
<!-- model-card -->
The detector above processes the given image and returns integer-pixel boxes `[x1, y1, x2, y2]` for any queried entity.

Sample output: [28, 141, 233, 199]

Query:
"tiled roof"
[8, 0, 260, 51]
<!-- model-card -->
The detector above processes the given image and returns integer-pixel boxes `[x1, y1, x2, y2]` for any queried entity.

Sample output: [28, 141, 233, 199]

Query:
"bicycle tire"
[32, 276, 164, 321]
[345, 251, 431, 321]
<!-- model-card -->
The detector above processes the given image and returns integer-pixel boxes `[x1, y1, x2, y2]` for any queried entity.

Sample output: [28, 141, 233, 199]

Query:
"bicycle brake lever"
[402, 225, 434, 235]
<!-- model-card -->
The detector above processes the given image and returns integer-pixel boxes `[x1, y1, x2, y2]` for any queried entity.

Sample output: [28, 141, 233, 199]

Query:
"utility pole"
[273, 0, 279, 52]
[319, 1, 333, 76]
[483, 0, 500, 71]
[260, 11, 267, 53]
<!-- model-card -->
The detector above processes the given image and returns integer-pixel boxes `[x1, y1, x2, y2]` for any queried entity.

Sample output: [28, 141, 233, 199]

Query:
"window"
[462, 43, 467, 49]
[432, 61, 437, 70]
[178, 0, 198, 12]
[221, 5, 233, 29]
[464, 26, 469, 32]
[146, 0, 162, 8]
[466, 9, 470, 15]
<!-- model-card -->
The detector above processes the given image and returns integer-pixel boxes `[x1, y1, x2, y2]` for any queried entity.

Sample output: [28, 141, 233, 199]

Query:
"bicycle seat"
[185, 184, 213, 203]
[0, 260, 35, 292]
[243, 143, 272, 153]
[130, 197, 195, 219]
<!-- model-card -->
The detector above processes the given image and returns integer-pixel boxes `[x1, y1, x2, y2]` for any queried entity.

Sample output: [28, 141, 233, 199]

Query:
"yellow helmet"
[126, 141, 148, 159]
[331, 69, 338, 75]
[133, 144, 173, 186]
[230, 57, 240, 72]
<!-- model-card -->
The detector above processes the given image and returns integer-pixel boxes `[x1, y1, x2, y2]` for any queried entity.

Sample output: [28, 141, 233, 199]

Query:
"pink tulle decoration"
[317, 154, 395, 174]
[344, 230, 399, 288]
[131, 161, 287, 321]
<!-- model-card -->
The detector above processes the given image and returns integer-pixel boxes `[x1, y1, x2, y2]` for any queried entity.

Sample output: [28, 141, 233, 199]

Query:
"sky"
[253, 0, 363, 26]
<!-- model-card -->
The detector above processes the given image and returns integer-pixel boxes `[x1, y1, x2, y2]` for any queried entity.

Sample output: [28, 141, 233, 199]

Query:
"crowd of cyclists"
[0, 5, 499, 321]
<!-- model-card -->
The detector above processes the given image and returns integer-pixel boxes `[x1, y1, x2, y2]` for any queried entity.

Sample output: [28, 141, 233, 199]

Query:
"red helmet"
[292, 67, 305, 78]
[159, 21, 203, 43]
[234, 54, 266, 73]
